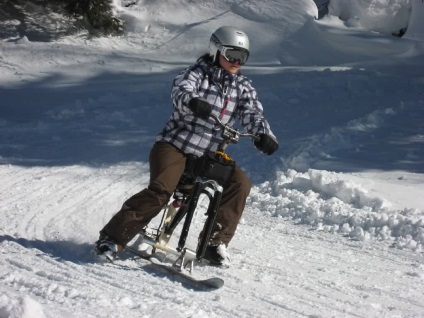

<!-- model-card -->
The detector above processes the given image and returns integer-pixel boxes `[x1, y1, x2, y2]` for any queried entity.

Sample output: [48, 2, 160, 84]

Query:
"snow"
[404, 0, 424, 40]
[1, 0, 424, 317]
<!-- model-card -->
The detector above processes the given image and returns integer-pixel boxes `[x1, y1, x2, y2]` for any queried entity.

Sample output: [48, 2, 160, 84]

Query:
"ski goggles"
[220, 46, 249, 65]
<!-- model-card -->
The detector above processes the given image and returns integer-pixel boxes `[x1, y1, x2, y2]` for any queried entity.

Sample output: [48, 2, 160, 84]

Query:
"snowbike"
[126, 113, 258, 288]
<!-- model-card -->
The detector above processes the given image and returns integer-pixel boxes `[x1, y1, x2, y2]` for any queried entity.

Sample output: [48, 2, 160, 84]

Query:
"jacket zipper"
[220, 96, 230, 119]
[220, 83, 232, 119]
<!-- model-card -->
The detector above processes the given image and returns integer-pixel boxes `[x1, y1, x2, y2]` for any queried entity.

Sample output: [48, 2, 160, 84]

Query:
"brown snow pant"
[100, 142, 252, 250]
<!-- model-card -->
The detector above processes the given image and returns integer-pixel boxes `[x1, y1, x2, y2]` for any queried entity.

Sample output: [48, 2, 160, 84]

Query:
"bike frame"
[135, 114, 258, 271]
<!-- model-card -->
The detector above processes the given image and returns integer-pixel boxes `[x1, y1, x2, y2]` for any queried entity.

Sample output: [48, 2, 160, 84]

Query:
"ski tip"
[203, 277, 224, 289]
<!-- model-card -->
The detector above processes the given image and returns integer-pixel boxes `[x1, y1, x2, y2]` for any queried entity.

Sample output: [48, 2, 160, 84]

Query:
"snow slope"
[404, 0, 424, 41]
[1, 0, 424, 317]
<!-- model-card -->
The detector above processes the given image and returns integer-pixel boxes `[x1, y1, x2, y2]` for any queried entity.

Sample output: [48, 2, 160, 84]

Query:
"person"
[94, 26, 278, 266]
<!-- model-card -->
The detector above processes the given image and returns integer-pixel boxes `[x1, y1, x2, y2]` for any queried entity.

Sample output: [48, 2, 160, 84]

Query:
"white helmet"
[209, 26, 250, 65]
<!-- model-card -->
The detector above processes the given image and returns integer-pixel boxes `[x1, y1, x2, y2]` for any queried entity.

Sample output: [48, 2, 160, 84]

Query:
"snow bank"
[250, 169, 424, 251]
[404, 0, 424, 41]
[328, 0, 410, 34]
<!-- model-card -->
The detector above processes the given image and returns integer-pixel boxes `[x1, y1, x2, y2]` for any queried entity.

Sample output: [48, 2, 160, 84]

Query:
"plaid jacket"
[157, 57, 276, 157]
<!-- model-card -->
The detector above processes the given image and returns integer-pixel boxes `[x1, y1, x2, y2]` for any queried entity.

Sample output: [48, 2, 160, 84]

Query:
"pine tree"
[61, 0, 124, 35]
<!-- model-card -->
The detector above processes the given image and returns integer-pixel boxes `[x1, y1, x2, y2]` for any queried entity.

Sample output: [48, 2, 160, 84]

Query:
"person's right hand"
[188, 97, 212, 120]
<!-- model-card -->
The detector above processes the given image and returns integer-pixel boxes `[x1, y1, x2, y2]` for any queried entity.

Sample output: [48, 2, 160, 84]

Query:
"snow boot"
[93, 237, 120, 262]
[203, 244, 230, 267]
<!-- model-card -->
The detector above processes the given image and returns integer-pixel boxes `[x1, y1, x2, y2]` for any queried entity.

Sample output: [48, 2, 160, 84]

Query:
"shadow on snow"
[0, 64, 423, 183]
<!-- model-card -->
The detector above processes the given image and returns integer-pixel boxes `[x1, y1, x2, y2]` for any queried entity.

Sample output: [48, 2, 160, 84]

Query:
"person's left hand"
[254, 134, 278, 155]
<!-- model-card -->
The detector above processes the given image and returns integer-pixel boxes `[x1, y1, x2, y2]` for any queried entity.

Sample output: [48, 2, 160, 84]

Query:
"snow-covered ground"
[1, 0, 424, 317]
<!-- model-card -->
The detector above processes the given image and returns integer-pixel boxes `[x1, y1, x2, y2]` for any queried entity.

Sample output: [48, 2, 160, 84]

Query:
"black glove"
[254, 134, 278, 155]
[188, 97, 212, 120]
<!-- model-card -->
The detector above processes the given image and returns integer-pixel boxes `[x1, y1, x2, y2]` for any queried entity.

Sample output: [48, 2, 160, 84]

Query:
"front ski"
[125, 246, 224, 290]
[149, 257, 224, 290]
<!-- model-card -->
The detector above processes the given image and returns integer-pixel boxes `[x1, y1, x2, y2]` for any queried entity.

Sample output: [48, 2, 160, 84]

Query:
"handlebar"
[209, 114, 259, 151]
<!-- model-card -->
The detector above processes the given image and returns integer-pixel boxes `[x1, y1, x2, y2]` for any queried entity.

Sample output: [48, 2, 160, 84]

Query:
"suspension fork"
[158, 178, 223, 259]
[170, 178, 223, 252]
[196, 185, 223, 260]
[176, 181, 203, 252]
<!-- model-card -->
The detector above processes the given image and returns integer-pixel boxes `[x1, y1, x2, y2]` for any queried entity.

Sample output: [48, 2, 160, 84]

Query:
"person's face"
[219, 54, 240, 74]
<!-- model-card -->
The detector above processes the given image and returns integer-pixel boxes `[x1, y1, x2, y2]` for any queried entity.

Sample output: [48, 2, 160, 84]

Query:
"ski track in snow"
[2, 216, 424, 318]
[1, 164, 424, 317]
